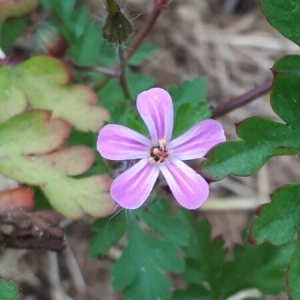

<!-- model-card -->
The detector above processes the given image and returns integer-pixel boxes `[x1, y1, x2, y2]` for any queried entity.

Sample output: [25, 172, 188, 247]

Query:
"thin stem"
[106, 0, 119, 14]
[125, 0, 169, 59]
[211, 78, 272, 119]
[67, 59, 119, 77]
[118, 42, 132, 104]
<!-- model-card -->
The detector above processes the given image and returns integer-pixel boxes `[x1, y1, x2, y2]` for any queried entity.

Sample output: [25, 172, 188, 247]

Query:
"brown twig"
[125, 0, 169, 59]
[211, 78, 272, 119]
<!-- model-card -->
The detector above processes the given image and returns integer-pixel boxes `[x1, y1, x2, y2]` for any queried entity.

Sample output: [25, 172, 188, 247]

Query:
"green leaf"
[203, 118, 300, 180]
[260, 0, 300, 46]
[128, 41, 159, 66]
[168, 77, 210, 138]
[71, 6, 90, 37]
[172, 285, 213, 300]
[137, 200, 190, 247]
[0, 110, 115, 218]
[168, 77, 208, 111]
[32, 186, 52, 210]
[288, 236, 300, 299]
[0, 279, 21, 300]
[271, 76, 300, 127]
[111, 213, 184, 300]
[0, 18, 26, 50]
[0, 56, 109, 132]
[203, 55, 300, 179]
[89, 211, 126, 257]
[182, 217, 226, 294]
[76, 22, 102, 65]
[126, 115, 147, 135]
[251, 184, 300, 245]
[219, 241, 295, 297]
[98, 74, 155, 123]
[173, 102, 210, 138]
[57, 0, 76, 20]
[128, 74, 155, 99]
[272, 55, 300, 76]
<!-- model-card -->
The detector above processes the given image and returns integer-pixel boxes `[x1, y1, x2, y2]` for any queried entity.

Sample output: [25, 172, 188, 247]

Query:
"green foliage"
[260, 0, 300, 47]
[0, 18, 26, 50]
[0, 279, 21, 300]
[251, 184, 300, 246]
[89, 211, 126, 258]
[169, 77, 210, 138]
[111, 208, 185, 300]
[0, 56, 109, 131]
[288, 237, 300, 300]
[219, 240, 294, 297]
[203, 55, 300, 179]
[172, 285, 213, 300]
[128, 41, 159, 66]
[98, 74, 155, 123]
[180, 216, 294, 299]
[137, 200, 190, 247]
[0, 110, 114, 218]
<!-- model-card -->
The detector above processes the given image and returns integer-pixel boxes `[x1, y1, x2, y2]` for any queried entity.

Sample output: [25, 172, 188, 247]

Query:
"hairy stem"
[118, 43, 132, 104]
[211, 79, 272, 119]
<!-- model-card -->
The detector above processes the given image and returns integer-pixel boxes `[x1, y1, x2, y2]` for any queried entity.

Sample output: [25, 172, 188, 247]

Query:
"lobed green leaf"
[111, 212, 184, 300]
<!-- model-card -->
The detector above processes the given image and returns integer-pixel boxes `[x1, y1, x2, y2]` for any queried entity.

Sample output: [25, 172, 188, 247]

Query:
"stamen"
[149, 139, 169, 164]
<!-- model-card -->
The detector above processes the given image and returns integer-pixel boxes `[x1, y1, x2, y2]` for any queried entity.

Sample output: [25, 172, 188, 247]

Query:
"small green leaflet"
[111, 211, 185, 300]
[128, 41, 159, 67]
[0, 279, 21, 300]
[136, 199, 190, 247]
[169, 77, 210, 138]
[89, 211, 126, 258]
[288, 236, 300, 300]
[251, 184, 300, 246]
[260, 0, 300, 47]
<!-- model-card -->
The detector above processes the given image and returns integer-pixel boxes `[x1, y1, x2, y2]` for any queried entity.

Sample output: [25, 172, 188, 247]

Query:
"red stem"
[125, 0, 169, 59]
[211, 78, 272, 119]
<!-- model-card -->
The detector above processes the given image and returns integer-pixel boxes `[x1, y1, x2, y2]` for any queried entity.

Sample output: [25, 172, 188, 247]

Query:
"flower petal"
[97, 124, 151, 160]
[137, 88, 173, 144]
[168, 120, 226, 160]
[159, 158, 209, 209]
[111, 158, 160, 209]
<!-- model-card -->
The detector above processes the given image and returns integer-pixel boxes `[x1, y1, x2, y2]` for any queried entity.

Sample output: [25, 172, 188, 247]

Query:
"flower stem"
[211, 79, 272, 119]
[117, 42, 132, 105]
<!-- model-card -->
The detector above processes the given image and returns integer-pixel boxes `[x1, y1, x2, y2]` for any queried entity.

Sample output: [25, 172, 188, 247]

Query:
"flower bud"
[102, 0, 132, 44]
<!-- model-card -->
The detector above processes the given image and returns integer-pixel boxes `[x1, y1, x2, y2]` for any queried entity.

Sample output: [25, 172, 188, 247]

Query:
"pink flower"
[97, 88, 226, 209]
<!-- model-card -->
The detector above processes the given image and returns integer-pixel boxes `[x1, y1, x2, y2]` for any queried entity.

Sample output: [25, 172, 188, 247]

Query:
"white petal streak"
[159, 158, 209, 209]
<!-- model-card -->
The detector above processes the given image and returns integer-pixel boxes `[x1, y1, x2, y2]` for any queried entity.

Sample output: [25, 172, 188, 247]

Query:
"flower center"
[149, 139, 169, 164]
